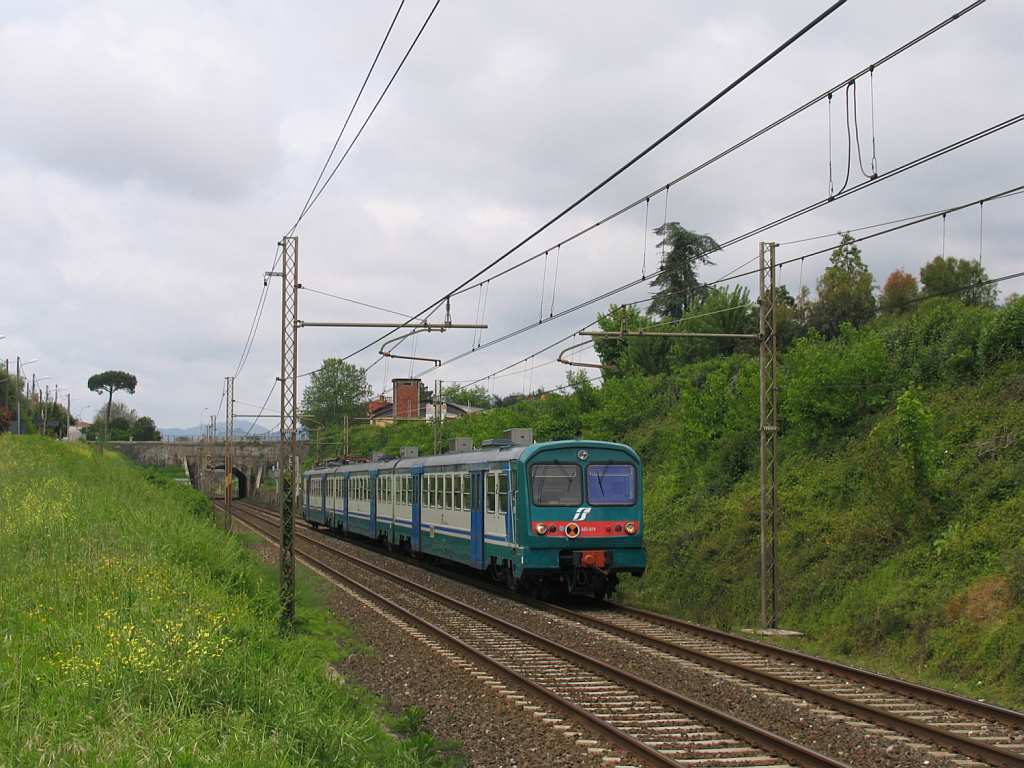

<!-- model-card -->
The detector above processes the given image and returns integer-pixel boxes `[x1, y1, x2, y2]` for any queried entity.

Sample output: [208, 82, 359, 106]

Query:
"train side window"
[486, 472, 496, 513]
[443, 474, 452, 509]
[497, 472, 509, 515]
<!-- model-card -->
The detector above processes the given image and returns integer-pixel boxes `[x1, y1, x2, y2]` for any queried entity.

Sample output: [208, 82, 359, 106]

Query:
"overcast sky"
[2, 0, 1021, 428]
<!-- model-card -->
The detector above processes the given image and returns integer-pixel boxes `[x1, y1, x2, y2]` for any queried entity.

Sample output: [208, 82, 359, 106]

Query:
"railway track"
[224, 500, 845, 768]
[225, 499, 1024, 768]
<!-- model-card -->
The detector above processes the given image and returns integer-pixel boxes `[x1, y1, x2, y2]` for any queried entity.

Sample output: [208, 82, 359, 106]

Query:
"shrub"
[881, 299, 989, 384]
[979, 297, 1024, 366]
[782, 325, 895, 446]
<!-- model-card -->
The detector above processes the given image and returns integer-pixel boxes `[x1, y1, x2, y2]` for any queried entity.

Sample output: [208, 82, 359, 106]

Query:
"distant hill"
[160, 421, 270, 440]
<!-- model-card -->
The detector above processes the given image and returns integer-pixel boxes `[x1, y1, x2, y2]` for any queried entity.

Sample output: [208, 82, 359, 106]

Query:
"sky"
[1, 0, 1021, 429]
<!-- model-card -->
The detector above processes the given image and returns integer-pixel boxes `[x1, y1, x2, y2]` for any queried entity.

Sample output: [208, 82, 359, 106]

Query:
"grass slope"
[0, 437, 455, 767]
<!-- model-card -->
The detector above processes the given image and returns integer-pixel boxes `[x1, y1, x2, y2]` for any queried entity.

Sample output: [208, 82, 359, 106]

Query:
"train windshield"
[587, 464, 636, 505]
[530, 464, 582, 506]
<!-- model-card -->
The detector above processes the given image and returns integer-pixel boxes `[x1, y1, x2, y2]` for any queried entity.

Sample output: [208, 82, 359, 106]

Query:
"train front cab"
[519, 441, 646, 598]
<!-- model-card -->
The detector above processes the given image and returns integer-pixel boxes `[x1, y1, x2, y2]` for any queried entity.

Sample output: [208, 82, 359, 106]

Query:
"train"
[300, 428, 646, 598]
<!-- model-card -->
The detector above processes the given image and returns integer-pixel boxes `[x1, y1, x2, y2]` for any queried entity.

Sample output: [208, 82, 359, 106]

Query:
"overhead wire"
[397, 0, 985, 307]
[339, 0, 852, 361]
[294, 0, 442, 227]
[282, 0, 992, 393]
[342, 0, 993, 382]
[410, 116, 1024, 378]
[219, 1, 438, 415]
[243, 379, 279, 438]
[302, 0, 985, 385]
[293, 1, 407, 227]
[301, 286, 410, 317]
[438, 181, 1024, 386]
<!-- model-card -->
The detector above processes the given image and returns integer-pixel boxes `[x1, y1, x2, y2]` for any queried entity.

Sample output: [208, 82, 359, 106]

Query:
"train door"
[320, 477, 327, 522]
[342, 475, 350, 536]
[369, 470, 378, 539]
[470, 470, 485, 569]
[411, 468, 423, 552]
[387, 473, 397, 543]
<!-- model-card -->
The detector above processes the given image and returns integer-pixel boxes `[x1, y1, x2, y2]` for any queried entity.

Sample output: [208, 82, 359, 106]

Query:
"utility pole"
[758, 241, 780, 629]
[343, 414, 350, 458]
[278, 235, 299, 630]
[224, 376, 235, 531]
[66, 393, 71, 440]
[2, 359, 8, 420]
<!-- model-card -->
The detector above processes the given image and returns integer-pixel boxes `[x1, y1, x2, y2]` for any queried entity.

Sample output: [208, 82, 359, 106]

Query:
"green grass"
[0, 436, 460, 767]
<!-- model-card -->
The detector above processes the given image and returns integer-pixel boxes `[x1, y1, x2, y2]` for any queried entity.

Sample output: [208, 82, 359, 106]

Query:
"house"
[368, 378, 484, 426]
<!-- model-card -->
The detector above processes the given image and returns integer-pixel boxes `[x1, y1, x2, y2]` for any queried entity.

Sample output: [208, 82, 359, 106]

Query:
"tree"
[594, 304, 671, 375]
[647, 223, 720, 319]
[441, 384, 491, 409]
[809, 233, 876, 337]
[919, 256, 997, 307]
[300, 358, 371, 429]
[669, 285, 757, 364]
[879, 269, 920, 314]
[131, 416, 161, 441]
[87, 370, 138, 441]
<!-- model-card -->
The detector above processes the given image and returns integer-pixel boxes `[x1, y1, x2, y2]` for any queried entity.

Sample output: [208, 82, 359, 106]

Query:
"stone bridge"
[107, 440, 310, 500]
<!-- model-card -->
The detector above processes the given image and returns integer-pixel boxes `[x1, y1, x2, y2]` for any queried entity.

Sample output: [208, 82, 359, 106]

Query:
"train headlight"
[624, 521, 637, 535]
[565, 522, 580, 539]
[534, 523, 548, 535]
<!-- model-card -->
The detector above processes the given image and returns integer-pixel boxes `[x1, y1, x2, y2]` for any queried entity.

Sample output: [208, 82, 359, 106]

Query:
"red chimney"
[393, 379, 421, 420]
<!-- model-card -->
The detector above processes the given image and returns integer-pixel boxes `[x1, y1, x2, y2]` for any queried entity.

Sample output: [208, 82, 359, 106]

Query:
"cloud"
[1, 0, 1022, 426]
[0, 2, 280, 199]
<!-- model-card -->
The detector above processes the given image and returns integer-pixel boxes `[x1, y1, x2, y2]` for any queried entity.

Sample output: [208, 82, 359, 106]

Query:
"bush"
[979, 297, 1024, 366]
[881, 299, 989, 384]
[782, 325, 895, 446]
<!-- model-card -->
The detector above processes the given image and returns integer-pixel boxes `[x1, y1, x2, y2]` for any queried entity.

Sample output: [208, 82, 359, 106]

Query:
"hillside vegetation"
[332, 298, 1024, 708]
[0, 437, 454, 766]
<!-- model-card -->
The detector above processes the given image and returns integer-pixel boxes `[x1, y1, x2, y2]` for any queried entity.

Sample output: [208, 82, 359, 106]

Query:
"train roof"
[303, 439, 639, 477]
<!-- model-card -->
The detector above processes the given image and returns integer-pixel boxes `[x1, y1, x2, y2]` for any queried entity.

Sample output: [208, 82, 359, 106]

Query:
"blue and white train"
[301, 429, 646, 598]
